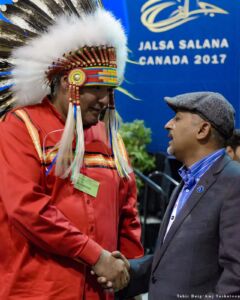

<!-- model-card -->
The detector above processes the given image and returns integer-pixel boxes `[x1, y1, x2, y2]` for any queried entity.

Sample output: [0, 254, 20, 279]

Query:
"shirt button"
[170, 216, 174, 221]
[90, 226, 94, 232]
[152, 276, 157, 284]
[86, 199, 90, 204]
[186, 189, 189, 192]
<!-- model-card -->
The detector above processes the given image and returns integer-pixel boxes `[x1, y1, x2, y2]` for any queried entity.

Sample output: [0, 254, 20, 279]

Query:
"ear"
[60, 75, 69, 91]
[196, 122, 211, 140]
[226, 146, 234, 159]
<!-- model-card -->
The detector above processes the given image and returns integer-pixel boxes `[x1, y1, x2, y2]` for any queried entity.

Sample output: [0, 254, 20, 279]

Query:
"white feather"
[71, 106, 85, 182]
[55, 103, 75, 177]
[11, 8, 127, 106]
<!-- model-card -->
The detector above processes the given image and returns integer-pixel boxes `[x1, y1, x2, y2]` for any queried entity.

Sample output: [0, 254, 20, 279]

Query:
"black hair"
[50, 74, 62, 97]
[226, 129, 240, 151]
[211, 128, 227, 148]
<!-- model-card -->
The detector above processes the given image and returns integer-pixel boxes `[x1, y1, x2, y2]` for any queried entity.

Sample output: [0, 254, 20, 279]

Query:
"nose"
[97, 91, 110, 108]
[164, 118, 174, 130]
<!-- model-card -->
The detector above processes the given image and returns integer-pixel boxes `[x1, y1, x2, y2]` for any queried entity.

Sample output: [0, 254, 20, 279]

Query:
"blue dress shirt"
[176, 148, 225, 214]
[164, 149, 225, 238]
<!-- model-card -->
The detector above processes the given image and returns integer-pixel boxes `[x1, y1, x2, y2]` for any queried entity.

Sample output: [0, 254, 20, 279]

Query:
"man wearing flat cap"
[108, 92, 240, 299]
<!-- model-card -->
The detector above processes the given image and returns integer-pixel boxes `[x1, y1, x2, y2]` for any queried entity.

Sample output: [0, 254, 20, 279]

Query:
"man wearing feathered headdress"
[0, 2, 143, 299]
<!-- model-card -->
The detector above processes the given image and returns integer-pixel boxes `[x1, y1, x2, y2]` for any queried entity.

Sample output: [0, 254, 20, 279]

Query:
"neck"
[182, 146, 221, 168]
[51, 94, 68, 121]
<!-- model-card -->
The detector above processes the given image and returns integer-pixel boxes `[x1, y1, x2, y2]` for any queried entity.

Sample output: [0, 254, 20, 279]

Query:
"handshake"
[91, 249, 130, 291]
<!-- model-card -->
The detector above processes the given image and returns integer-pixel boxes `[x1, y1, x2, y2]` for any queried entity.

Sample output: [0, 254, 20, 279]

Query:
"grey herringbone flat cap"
[164, 92, 235, 139]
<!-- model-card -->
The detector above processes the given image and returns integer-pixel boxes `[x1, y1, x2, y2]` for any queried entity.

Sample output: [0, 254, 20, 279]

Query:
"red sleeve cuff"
[77, 237, 103, 266]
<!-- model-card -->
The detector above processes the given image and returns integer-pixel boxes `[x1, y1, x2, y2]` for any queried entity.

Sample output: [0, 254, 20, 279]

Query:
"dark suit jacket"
[119, 155, 240, 300]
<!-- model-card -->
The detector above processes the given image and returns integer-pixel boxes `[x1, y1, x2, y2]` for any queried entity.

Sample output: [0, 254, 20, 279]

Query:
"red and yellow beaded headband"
[46, 45, 118, 104]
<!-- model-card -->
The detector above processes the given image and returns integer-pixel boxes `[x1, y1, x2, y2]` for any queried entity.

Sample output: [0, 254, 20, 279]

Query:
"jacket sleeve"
[0, 113, 102, 265]
[117, 170, 144, 259]
[117, 255, 153, 299]
[215, 172, 240, 296]
[204, 166, 240, 299]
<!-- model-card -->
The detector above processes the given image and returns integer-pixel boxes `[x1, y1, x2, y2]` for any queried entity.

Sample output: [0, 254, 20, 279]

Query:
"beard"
[167, 139, 174, 155]
[167, 145, 174, 155]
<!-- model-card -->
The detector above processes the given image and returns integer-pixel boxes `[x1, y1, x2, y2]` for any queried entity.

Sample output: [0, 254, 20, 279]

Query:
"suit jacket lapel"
[151, 182, 183, 268]
[152, 154, 231, 272]
[156, 182, 184, 245]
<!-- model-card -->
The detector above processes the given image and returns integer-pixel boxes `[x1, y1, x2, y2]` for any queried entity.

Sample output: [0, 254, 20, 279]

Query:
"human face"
[165, 111, 201, 162]
[79, 86, 111, 127]
[234, 146, 240, 162]
[54, 76, 111, 124]
[226, 145, 240, 162]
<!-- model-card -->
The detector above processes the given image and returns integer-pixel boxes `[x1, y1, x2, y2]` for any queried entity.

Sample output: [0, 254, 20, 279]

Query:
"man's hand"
[92, 250, 130, 291]
[92, 249, 130, 291]
[111, 251, 130, 269]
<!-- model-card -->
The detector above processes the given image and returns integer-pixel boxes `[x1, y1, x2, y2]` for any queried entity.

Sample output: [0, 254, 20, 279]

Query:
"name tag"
[74, 174, 99, 197]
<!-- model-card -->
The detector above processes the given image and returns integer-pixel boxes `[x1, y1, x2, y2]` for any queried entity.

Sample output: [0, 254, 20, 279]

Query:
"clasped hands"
[91, 249, 130, 291]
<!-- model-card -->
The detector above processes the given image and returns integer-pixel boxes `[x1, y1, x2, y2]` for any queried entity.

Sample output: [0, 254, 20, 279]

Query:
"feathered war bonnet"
[2, 3, 132, 182]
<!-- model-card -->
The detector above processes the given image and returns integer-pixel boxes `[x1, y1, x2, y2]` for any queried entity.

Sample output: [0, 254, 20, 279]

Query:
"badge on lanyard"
[74, 174, 100, 197]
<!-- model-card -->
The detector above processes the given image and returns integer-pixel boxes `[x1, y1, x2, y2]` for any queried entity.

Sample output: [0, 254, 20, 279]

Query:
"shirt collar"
[179, 149, 225, 189]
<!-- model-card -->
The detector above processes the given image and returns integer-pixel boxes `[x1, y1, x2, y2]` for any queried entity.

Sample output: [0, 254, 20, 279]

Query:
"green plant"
[119, 119, 156, 189]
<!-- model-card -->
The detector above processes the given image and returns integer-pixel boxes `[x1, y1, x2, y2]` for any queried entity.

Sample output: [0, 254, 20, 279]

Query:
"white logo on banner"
[141, 0, 228, 33]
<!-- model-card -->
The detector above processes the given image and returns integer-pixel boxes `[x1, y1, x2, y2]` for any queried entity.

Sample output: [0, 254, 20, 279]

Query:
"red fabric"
[0, 98, 143, 300]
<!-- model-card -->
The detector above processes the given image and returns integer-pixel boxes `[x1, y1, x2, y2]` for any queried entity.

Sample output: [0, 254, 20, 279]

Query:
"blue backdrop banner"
[116, 0, 240, 153]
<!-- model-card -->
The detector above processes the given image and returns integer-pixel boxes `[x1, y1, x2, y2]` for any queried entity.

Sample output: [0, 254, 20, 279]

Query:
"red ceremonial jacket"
[0, 98, 143, 300]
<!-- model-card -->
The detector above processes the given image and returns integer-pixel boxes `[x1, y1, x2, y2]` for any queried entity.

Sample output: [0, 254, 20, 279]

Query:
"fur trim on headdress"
[11, 8, 127, 106]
